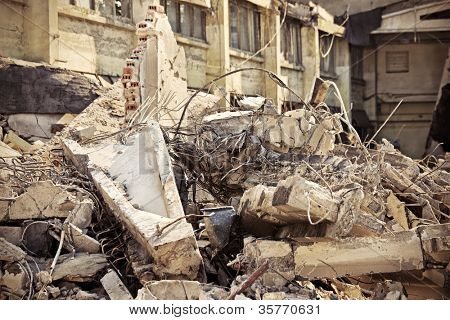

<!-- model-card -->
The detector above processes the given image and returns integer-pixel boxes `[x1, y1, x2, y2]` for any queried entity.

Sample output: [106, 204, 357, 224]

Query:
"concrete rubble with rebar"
[0, 4, 449, 301]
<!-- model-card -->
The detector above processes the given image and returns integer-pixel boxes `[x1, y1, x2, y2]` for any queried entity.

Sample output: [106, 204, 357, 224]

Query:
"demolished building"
[1, 2, 449, 301]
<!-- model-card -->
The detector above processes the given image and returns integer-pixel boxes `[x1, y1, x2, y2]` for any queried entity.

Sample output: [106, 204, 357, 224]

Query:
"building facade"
[0, 0, 351, 113]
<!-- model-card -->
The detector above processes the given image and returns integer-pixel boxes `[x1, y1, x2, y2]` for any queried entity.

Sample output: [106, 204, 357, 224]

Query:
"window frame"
[161, 0, 207, 42]
[319, 33, 336, 77]
[350, 45, 364, 80]
[229, 0, 261, 54]
[281, 17, 302, 66]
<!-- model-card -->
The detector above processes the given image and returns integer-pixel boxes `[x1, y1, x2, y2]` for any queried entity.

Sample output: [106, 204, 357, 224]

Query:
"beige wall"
[377, 43, 447, 96]
[0, 0, 25, 59]
[362, 42, 448, 157]
[56, 8, 136, 75]
[0, 0, 351, 110]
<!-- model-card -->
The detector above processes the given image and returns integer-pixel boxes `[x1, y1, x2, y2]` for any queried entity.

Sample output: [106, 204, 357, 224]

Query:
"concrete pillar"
[302, 27, 320, 100]
[263, 7, 282, 112]
[335, 38, 352, 122]
[23, 0, 58, 64]
[206, 0, 230, 104]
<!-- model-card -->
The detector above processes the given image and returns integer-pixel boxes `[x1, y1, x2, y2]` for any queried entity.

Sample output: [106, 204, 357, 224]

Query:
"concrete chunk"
[243, 239, 294, 287]
[9, 181, 79, 220]
[0, 237, 26, 262]
[294, 231, 424, 279]
[272, 176, 339, 223]
[62, 123, 203, 280]
[51, 253, 108, 282]
[101, 269, 133, 300]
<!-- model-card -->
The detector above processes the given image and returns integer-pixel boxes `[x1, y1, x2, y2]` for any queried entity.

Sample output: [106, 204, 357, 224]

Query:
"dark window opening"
[350, 45, 364, 80]
[160, 0, 207, 41]
[320, 34, 336, 75]
[229, 0, 261, 53]
[281, 18, 302, 65]
[115, 0, 131, 18]
[420, 9, 450, 20]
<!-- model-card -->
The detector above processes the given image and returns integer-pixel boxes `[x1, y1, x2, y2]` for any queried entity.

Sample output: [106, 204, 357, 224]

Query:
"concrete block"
[101, 269, 133, 300]
[272, 176, 339, 223]
[294, 231, 424, 279]
[9, 181, 79, 220]
[244, 239, 294, 287]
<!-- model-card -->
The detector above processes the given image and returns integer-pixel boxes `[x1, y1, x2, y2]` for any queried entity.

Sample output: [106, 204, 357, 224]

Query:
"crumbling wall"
[0, 57, 101, 114]
[0, 0, 25, 59]
[56, 7, 137, 75]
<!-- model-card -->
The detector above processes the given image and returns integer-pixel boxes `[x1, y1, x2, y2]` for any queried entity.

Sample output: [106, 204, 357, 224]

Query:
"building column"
[263, 6, 282, 112]
[206, 0, 231, 104]
[335, 38, 352, 122]
[302, 26, 320, 101]
[23, 0, 58, 64]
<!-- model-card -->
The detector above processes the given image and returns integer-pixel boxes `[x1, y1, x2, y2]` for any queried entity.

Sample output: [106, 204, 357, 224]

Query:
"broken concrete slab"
[0, 226, 23, 246]
[294, 230, 424, 279]
[65, 223, 101, 254]
[100, 269, 133, 300]
[62, 122, 203, 280]
[0, 263, 29, 297]
[243, 238, 294, 287]
[50, 253, 108, 282]
[0, 140, 21, 158]
[51, 114, 76, 133]
[74, 126, 96, 141]
[0, 237, 26, 262]
[137, 280, 226, 300]
[418, 223, 450, 266]
[4, 131, 32, 153]
[7, 113, 63, 140]
[272, 176, 339, 223]
[9, 181, 81, 220]
[0, 57, 100, 115]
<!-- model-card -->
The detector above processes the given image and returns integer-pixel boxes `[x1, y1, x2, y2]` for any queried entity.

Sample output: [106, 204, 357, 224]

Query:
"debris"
[50, 253, 108, 282]
[0, 237, 26, 262]
[65, 223, 101, 254]
[0, 141, 21, 158]
[3, 131, 32, 153]
[202, 206, 236, 251]
[73, 126, 96, 141]
[0, 226, 22, 246]
[100, 269, 133, 300]
[9, 181, 86, 220]
[51, 114, 76, 133]
[137, 280, 226, 300]
[0, 2, 448, 301]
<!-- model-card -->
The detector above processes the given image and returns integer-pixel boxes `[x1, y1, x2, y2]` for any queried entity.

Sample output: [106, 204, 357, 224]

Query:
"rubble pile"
[1, 4, 449, 300]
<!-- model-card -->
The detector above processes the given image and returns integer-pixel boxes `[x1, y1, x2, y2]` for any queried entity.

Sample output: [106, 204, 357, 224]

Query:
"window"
[229, 0, 261, 53]
[350, 45, 363, 80]
[320, 34, 336, 75]
[69, 0, 131, 18]
[281, 18, 302, 65]
[69, 0, 95, 10]
[160, 0, 207, 41]
[115, 0, 132, 18]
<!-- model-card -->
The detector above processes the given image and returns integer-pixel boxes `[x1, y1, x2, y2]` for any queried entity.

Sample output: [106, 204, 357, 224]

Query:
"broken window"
[160, 0, 207, 41]
[281, 18, 302, 65]
[320, 34, 336, 75]
[68, 0, 95, 10]
[229, 0, 261, 53]
[115, 0, 132, 18]
[350, 45, 364, 80]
